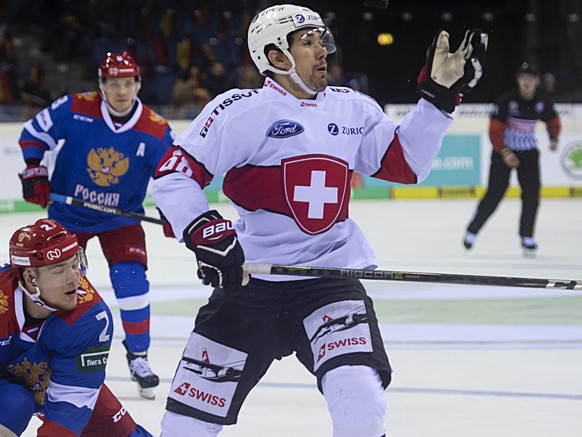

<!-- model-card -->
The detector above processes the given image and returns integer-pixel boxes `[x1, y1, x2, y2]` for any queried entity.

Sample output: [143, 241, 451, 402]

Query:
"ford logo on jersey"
[266, 120, 305, 139]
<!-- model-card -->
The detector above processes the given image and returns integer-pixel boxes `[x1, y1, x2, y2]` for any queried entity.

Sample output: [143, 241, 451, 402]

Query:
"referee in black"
[463, 62, 561, 257]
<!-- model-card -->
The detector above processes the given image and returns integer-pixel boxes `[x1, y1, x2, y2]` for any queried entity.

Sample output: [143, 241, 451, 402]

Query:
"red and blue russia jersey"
[0, 265, 29, 380]
[0, 265, 114, 436]
[19, 92, 174, 233]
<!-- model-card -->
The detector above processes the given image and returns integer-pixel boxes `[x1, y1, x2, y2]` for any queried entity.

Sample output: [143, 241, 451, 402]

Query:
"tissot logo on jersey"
[267, 120, 305, 138]
[199, 91, 259, 138]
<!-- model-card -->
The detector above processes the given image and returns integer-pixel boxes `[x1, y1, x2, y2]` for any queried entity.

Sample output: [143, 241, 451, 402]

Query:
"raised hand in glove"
[417, 29, 488, 113]
[184, 210, 245, 290]
[19, 164, 51, 208]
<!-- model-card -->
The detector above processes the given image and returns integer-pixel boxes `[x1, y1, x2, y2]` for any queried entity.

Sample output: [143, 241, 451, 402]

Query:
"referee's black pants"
[467, 149, 540, 238]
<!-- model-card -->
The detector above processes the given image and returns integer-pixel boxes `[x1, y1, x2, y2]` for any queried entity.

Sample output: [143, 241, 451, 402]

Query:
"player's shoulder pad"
[205, 87, 262, 120]
[194, 87, 262, 140]
[69, 91, 101, 118]
[135, 103, 172, 140]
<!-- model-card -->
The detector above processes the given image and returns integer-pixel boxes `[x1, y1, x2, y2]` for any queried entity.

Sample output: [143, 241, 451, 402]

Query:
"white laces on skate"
[129, 356, 155, 378]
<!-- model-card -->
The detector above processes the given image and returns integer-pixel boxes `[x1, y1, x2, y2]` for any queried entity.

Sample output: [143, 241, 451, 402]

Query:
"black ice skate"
[521, 237, 537, 258]
[463, 232, 477, 250]
[123, 340, 159, 400]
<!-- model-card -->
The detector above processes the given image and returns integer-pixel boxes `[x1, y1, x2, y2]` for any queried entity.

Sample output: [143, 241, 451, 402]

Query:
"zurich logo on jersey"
[267, 120, 304, 139]
[327, 123, 339, 136]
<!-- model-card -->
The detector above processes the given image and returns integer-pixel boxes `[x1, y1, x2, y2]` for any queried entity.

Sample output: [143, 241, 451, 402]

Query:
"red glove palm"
[19, 165, 50, 208]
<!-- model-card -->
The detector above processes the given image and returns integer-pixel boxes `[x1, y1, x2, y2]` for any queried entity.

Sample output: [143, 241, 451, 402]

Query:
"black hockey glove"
[183, 210, 245, 290]
[19, 164, 51, 208]
[417, 29, 488, 113]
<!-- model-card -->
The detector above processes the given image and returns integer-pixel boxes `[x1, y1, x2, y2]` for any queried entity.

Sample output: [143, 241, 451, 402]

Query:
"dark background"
[307, 0, 582, 104]
[2, 0, 582, 116]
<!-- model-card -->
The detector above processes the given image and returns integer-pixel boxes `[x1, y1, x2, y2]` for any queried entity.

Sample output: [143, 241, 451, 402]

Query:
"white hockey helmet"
[248, 4, 336, 93]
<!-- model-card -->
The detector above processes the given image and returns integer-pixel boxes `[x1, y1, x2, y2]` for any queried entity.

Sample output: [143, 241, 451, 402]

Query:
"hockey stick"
[49, 193, 168, 226]
[243, 263, 582, 291]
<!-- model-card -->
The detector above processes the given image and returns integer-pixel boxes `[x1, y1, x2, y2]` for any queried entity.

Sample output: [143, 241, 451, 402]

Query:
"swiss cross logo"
[174, 382, 191, 396]
[317, 343, 326, 362]
[282, 154, 349, 235]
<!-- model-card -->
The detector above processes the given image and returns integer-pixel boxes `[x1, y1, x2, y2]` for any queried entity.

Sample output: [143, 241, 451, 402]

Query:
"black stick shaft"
[243, 263, 582, 291]
[49, 193, 168, 226]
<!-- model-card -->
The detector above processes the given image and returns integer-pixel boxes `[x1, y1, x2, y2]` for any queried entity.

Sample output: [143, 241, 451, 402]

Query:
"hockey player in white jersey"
[152, 4, 487, 436]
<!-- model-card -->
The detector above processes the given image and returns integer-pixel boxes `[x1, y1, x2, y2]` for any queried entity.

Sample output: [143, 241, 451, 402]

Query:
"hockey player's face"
[517, 73, 539, 100]
[290, 29, 329, 92]
[33, 255, 82, 311]
[102, 77, 139, 113]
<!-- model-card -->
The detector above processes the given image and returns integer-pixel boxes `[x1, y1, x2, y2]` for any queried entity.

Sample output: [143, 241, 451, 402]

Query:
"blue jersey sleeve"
[19, 95, 74, 161]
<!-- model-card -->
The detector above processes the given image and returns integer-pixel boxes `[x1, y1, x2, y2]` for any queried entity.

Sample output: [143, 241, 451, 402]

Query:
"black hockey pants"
[467, 149, 540, 238]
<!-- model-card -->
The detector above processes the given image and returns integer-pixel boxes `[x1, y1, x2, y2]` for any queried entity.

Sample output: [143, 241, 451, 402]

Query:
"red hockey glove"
[183, 210, 245, 290]
[156, 207, 175, 238]
[19, 165, 50, 208]
[417, 29, 488, 113]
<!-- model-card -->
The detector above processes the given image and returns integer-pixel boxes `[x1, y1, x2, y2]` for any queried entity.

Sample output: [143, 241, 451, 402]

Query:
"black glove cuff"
[418, 77, 457, 113]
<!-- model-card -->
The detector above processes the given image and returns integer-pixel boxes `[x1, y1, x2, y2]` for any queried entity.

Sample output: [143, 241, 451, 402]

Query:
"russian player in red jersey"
[0, 218, 151, 436]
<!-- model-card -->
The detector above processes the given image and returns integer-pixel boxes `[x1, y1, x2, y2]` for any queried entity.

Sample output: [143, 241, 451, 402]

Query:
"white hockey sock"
[322, 365, 386, 437]
[160, 411, 223, 436]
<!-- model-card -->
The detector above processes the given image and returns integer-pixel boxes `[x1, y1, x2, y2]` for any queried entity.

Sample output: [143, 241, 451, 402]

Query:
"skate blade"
[522, 249, 537, 258]
[138, 387, 156, 400]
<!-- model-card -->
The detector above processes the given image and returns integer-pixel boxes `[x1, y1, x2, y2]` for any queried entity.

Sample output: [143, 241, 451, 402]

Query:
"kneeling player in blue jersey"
[0, 219, 151, 436]
[17, 51, 175, 399]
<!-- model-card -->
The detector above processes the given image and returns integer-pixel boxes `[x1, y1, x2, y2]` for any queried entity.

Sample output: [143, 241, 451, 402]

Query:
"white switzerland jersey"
[153, 78, 452, 278]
